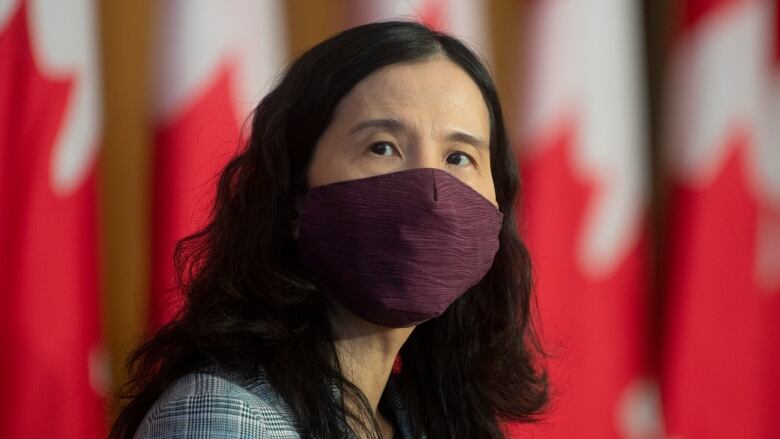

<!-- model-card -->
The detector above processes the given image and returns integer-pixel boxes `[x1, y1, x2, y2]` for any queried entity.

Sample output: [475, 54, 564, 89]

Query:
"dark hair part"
[110, 20, 548, 439]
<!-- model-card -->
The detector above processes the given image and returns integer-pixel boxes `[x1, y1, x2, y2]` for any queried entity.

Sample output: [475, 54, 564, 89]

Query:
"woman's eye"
[446, 151, 474, 166]
[369, 142, 396, 156]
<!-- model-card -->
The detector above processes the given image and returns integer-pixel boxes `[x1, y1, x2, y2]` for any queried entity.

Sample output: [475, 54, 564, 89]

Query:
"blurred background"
[1, 0, 778, 438]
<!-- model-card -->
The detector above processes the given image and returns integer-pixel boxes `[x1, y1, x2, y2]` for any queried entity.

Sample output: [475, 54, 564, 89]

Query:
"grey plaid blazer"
[133, 365, 417, 439]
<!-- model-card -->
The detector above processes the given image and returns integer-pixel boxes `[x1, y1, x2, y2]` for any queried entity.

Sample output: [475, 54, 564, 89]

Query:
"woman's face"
[306, 56, 497, 207]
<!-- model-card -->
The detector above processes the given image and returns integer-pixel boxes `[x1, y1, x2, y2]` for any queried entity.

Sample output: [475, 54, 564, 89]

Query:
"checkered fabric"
[132, 365, 418, 438]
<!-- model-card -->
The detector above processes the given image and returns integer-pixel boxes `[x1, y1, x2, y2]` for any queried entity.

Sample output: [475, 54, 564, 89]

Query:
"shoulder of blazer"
[132, 366, 301, 439]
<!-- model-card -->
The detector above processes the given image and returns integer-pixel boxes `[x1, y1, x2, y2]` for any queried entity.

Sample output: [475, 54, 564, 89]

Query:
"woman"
[110, 20, 548, 439]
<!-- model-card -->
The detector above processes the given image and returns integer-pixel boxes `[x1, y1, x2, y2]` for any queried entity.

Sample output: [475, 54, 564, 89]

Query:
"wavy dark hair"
[110, 20, 548, 439]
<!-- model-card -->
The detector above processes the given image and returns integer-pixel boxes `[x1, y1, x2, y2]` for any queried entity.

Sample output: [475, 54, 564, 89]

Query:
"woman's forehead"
[332, 58, 490, 134]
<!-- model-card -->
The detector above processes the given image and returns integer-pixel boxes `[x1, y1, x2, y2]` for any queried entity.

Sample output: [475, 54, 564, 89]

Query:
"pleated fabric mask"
[297, 167, 503, 328]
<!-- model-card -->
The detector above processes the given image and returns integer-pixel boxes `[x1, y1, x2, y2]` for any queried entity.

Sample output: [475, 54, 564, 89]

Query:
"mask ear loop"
[291, 178, 309, 216]
[288, 178, 309, 241]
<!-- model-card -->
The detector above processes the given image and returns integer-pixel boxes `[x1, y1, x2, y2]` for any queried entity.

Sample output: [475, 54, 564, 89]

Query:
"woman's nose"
[403, 145, 443, 171]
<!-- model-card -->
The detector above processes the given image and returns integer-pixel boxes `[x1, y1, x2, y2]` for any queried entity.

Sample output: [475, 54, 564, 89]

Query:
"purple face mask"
[297, 167, 503, 328]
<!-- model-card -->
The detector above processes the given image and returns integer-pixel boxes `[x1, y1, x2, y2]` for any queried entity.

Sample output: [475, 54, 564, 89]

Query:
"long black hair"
[110, 20, 548, 439]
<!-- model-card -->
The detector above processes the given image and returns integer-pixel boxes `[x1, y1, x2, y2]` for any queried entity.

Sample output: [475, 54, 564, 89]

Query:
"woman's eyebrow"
[447, 131, 487, 151]
[349, 118, 487, 150]
[348, 118, 406, 135]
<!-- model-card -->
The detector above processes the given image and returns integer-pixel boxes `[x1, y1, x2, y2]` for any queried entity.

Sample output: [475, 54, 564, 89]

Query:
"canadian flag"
[345, 0, 491, 61]
[660, 0, 780, 437]
[0, 0, 106, 438]
[150, 0, 288, 325]
[512, 1, 660, 438]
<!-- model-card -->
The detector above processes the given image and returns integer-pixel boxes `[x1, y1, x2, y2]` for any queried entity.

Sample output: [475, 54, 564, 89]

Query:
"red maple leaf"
[418, 0, 446, 32]
[673, 0, 745, 39]
[661, 133, 780, 439]
[150, 64, 242, 326]
[504, 118, 650, 438]
[0, 3, 103, 438]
